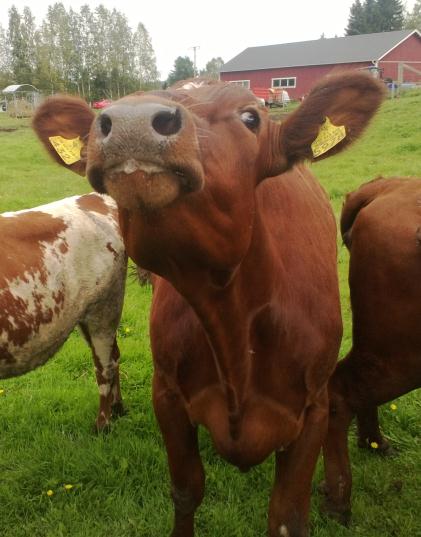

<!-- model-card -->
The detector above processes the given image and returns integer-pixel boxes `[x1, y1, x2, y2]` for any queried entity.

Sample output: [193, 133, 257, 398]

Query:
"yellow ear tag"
[311, 117, 346, 158]
[48, 136, 84, 165]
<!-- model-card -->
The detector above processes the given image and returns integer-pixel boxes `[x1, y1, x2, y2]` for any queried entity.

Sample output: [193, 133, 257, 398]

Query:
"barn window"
[228, 80, 250, 89]
[272, 77, 296, 88]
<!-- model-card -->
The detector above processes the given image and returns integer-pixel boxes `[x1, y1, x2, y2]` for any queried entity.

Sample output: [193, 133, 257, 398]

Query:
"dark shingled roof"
[221, 30, 420, 73]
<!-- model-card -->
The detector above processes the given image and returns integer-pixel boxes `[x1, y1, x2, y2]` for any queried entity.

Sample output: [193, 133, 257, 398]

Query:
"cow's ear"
[33, 95, 95, 176]
[265, 72, 385, 176]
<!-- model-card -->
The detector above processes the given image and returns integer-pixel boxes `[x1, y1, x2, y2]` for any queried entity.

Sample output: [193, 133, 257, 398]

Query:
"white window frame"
[228, 80, 250, 89]
[271, 77, 296, 88]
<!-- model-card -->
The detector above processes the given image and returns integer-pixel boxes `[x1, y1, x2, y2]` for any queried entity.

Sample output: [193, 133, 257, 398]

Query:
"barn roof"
[221, 30, 421, 73]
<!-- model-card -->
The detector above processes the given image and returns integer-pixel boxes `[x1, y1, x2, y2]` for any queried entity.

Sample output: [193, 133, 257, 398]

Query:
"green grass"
[0, 92, 420, 537]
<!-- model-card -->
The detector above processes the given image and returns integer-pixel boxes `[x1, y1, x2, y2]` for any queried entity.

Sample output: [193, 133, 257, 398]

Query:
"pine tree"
[376, 0, 404, 31]
[346, 0, 404, 35]
[345, 0, 366, 35]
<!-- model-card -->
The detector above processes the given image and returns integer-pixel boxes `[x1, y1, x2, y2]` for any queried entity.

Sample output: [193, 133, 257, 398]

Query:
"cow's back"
[342, 177, 421, 399]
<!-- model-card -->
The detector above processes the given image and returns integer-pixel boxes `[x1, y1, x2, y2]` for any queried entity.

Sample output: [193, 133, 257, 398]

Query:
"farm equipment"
[252, 87, 290, 107]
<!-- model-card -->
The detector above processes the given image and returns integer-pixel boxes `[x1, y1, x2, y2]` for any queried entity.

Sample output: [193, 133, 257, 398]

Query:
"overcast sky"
[1, 1, 417, 79]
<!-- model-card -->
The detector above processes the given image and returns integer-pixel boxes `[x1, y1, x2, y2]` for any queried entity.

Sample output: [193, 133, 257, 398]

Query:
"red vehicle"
[92, 99, 112, 110]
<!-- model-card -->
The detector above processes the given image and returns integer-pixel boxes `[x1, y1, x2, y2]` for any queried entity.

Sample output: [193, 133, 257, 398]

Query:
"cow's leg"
[153, 372, 205, 537]
[268, 397, 329, 537]
[356, 405, 393, 454]
[79, 323, 124, 431]
[320, 395, 353, 525]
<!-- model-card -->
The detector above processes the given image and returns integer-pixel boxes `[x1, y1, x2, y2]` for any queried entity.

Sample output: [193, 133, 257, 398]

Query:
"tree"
[405, 0, 421, 28]
[199, 57, 224, 79]
[376, 0, 404, 31]
[0, 4, 159, 101]
[0, 23, 11, 87]
[345, 0, 404, 35]
[345, 0, 366, 35]
[167, 56, 195, 86]
[7, 6, 33, 83]
[133, 22, 160, 89]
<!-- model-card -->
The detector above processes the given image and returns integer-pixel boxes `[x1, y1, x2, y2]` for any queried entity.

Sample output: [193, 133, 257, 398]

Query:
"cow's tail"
[340, 176, 392, 249]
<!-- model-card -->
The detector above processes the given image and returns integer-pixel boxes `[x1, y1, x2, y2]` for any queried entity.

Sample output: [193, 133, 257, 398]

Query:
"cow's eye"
[240, 110, 260, 131]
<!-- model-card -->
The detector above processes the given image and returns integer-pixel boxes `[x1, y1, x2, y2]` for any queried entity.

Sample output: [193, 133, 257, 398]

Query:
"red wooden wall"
[220, 33, 421, 98]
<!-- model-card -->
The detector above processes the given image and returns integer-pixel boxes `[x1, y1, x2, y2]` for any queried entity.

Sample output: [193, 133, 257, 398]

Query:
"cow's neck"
[120, 205, 275, 440]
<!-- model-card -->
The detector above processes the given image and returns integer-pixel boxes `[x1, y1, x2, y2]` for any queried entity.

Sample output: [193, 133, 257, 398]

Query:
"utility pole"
[190, 45, 200, 76]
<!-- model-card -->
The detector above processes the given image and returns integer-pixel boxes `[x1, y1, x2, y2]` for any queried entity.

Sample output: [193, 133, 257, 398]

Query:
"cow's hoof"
[111, 400, 127, 418]
[358, 438, 396, 456]
[321, 499, 351, 527]
[94, 416, 112, 434]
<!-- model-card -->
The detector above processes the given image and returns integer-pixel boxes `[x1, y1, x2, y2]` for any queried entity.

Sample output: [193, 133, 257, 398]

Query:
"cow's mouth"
[88, 158, 204, 210]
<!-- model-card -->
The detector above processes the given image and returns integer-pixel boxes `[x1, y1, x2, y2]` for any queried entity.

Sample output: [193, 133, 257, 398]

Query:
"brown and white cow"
[33, 73, 384, 537]
[322, 176, 421, 524]
[0, 193, 127, 430]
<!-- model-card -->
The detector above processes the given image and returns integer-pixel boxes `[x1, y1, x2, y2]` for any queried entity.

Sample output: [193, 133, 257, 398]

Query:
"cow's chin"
[88, 158, 204, 211]
[103, 169, 182, 210]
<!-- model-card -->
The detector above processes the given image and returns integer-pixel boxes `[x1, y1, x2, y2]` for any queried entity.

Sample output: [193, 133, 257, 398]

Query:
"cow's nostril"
[99, 114, 112, 137]
[152, 108, 182, 137]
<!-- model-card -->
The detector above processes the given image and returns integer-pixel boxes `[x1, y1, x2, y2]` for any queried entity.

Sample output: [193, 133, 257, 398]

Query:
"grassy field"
[0, 91, 420, 537]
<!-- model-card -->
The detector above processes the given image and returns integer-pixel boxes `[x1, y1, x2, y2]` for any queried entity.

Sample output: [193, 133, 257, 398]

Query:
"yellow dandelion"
[46, 489, 54, 497]
[370, 441, 379, 449]
[0, 389, 4, 395]
[390, 403, 397, 411]
[64, 484, 74, 491]
[124, 327, 131, 334]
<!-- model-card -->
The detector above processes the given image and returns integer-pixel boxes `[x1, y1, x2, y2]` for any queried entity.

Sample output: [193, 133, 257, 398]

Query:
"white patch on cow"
[90, 334, 117, 380]
[279, 525, 290, 537]
[0, 193, 126, 378]
[99, 383, 111, 397]
[178, 81, 206, 90]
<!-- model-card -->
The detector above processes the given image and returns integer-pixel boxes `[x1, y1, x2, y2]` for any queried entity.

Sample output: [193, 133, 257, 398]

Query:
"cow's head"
[33, 74, 384, 277]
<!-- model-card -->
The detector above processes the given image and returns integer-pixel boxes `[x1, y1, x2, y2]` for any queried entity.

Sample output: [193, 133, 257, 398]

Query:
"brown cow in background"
[33, 73, 384, 537]
[323, 177, 421, 524]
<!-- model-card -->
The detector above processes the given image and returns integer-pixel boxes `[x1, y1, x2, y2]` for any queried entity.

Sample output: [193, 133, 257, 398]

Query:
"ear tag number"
[49, 136, 83, 165]
[311, 117, 346, 158]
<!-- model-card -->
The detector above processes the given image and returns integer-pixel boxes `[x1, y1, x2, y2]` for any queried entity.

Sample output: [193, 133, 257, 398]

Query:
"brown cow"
[0, 193, 127, 430]
[33, 73, 384, 537]
[322, 176, 421, 524]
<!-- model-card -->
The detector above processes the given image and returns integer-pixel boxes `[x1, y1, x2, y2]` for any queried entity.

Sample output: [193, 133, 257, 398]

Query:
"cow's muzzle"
[87, 99, 204, 210]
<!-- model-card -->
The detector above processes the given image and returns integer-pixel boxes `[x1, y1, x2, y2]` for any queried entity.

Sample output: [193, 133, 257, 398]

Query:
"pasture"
[0, 91, 420, 537]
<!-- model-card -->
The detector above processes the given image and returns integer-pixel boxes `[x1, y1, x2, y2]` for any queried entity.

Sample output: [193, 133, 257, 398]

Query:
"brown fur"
[32, 73, 384, 537]
[323, 177, 421, 523]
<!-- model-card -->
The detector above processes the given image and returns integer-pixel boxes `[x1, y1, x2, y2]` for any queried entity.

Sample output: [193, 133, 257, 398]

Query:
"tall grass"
[0, 91, 420, 537]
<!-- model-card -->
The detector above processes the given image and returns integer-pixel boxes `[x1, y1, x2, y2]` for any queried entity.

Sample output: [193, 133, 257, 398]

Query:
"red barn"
[220, 29, 421, 100]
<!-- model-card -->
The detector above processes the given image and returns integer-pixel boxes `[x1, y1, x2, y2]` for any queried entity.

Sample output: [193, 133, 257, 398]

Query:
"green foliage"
[200, 57, 224, 80]
[345, 0, 404, 35]
[404, 0, 421, 29]
[0, 91, 420, 536]
[166, 56, 195, 86]
[1, 4, 160, 101]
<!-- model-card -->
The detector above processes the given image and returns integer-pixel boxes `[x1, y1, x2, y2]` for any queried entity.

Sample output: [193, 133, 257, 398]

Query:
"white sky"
[0, 1, 417, 79]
